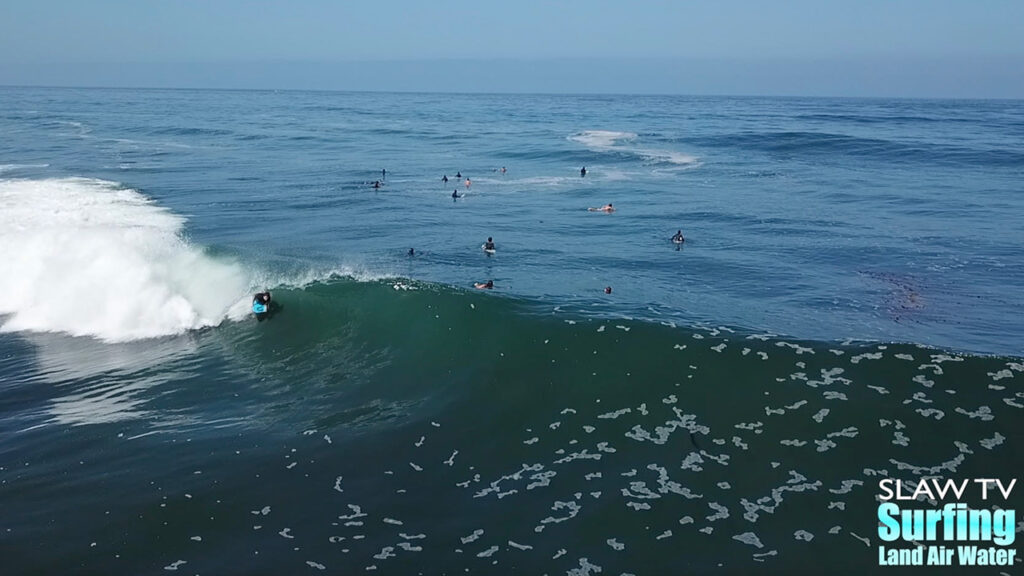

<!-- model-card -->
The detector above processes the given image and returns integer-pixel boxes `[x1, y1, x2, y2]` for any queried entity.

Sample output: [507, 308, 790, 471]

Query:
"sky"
[1, 0, 1022, 97]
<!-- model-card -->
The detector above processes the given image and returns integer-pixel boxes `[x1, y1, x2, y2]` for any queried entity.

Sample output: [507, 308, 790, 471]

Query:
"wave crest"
[568, 130, 698, 167]
[567, 130, 638, 149]
[0, 178, 252, 342]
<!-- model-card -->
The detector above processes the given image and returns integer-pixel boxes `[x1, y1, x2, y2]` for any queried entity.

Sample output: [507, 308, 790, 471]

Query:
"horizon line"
[3, 57, 1022, 100]
[4, 53, 1023, 64]
[2, 83, 1022, 102]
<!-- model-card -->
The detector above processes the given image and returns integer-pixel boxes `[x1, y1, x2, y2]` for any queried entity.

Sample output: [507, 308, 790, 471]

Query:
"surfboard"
[252, 302, 268, 314]
[482, 244, 496, 254]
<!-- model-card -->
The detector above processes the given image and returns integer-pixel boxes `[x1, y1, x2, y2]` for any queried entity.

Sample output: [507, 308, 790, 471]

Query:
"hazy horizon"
[3, 56, 1023, 99]
[2, 1, 1022, 98]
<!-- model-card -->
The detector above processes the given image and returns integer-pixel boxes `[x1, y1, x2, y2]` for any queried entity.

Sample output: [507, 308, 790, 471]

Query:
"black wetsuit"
[253, 292, 272, 321]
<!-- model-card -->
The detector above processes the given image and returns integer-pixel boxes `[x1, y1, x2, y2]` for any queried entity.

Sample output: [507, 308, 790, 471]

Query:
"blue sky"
[1, 0, 1022, 97]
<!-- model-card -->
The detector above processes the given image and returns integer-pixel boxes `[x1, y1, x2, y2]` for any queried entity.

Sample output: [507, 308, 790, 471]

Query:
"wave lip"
[0, 177, 252, 342]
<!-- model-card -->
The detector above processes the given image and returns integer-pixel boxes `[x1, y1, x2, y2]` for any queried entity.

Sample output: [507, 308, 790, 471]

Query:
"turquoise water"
[0, 88, 1021, 574]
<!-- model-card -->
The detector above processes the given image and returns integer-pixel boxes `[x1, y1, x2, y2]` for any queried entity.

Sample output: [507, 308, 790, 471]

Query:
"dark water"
[0, 88, 1021, 574]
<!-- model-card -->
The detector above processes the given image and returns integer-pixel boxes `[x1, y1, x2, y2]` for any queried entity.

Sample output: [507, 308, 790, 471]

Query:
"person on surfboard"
[252, 291, 272, 321]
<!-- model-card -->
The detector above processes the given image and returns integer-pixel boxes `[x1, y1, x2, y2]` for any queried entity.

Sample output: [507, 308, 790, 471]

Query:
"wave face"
[0, 178, 252, 341]
[2, 275, 1022, 574]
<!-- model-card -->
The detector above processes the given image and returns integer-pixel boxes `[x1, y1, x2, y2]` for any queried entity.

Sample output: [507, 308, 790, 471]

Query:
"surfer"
[456, 171, 462, 179]
[442, 174, 448, 183]
[452, 189, 461, 200]
[408, 248, 415, 256]
[253, 291, 271, 306]
[580, 166, 587, 177]
[252, 291, 272, 321]
[474, 280, 494, 289]
[501, 166, 506, 174]
[465, 178, 471, 188]
[671, 230, 685, 244]
[373, 180, 381, 189]
[484, 237, 495, 251]
[381, 168, 386, 180]
[588, 203, 614, 213]
[604, 286, 612, 294]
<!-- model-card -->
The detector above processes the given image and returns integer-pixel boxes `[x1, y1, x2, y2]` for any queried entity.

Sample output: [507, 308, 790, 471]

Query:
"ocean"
[0, 87, 1021, 574]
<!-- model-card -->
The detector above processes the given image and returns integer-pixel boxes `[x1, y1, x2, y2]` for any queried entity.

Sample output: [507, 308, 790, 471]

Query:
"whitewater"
[0, 178, 254, 341]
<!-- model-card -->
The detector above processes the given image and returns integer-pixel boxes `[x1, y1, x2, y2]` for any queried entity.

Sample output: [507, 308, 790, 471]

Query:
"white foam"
[568, 130, 638, 149]
[471, 175, 576, 188]
[0, 178, 252, 342]
[568, 130, 699, 167]
[267, 265, 396, 290]
[640, 149, 700, 166]
[0, 163, 50, 174]
[600, 169, 632, 181]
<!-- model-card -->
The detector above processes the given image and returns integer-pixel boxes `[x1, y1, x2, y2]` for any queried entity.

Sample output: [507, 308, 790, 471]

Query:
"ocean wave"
[639, 149, 700, 166]
[467, 175, 584, 188]
[567, 130, 638, 149]
[55, 120, 91, 137]
[569, 130, 699, 167]
[5, 263, 1022, 573]
[692, 131, 1024, 167]
[212, 273, 1023, 365]
[0, 178, 253, 342]
[0, 177, 404, 343]
[793, 112, 963, 125]
[0, 163, 51, 174]
[147, 126, 234, 138]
